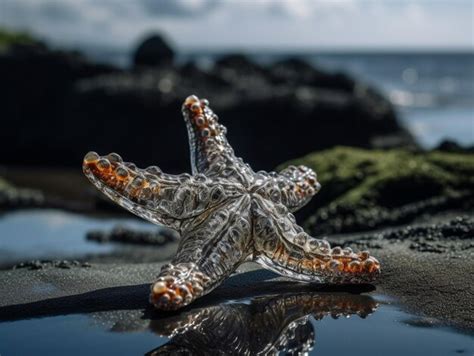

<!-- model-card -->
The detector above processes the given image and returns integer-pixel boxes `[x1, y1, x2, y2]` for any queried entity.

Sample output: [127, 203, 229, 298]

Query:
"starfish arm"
[276, 165, 321, 212]
[150, 196, 253, 310]
[252, 197, 380, 283]
[182, 95, 253, 182]
[83, 151, 233, 231]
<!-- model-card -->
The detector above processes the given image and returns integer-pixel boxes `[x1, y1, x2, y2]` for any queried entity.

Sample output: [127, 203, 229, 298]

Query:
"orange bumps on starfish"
[150, 276, 200, 311]
[184, 94, 205, 114]
[82, 151, 161, 200]
[182, 95, 220, 143]
[324, 246, 380, 278]
[150, 279, 192, 310]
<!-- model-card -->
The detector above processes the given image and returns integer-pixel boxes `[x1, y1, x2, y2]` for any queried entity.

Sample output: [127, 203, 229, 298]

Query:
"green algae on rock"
[280, 147, 474, 234]
[0, 28, 38, 52]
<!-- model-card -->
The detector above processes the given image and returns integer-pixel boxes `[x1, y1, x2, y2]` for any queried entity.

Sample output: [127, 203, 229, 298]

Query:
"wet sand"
[354, 239, 472, 332]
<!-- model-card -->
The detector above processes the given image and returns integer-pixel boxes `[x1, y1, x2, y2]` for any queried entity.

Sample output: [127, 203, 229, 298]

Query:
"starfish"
[83, 95, 380, 311]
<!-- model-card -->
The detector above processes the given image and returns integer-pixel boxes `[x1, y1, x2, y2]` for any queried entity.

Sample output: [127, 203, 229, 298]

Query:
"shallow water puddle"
[0, 209, 157, 267]
[0, 294, 472, 356]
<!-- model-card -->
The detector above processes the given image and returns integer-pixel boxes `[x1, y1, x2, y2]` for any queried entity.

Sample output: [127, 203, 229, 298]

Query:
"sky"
[0, 0, 473, 52]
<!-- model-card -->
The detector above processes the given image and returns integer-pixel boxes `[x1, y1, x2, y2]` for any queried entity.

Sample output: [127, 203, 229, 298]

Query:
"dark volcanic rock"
[133, 34, 175, 68]
[436, 139, 474, 153]
[86, 225, 178, 246]
[214, 53, 267, 78]
[343, 216, 474, 254]
[269, 58, 354, 91]
[0, 40, 416, 173]
[0, 41, 118, 169]
[13, 260, 91, 270]
[66, 57, 415, 173]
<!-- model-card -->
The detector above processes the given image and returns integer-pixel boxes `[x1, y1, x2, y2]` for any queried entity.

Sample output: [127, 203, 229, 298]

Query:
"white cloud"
[0, 0, 472, 51]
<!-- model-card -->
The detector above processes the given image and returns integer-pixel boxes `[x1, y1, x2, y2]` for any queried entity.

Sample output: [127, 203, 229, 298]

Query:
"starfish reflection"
[145, 292, 378, 355]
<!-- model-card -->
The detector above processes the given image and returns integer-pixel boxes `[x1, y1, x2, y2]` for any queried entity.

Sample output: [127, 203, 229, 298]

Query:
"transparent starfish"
[83, 95, 380, 310]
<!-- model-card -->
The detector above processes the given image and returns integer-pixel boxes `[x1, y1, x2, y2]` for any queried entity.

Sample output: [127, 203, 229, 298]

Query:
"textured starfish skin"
[83, 95, 380, 310]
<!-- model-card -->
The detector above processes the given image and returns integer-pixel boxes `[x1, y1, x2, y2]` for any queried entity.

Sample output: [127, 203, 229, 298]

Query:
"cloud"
[141, 0, 219, 17]
[0, 0, 472, 50]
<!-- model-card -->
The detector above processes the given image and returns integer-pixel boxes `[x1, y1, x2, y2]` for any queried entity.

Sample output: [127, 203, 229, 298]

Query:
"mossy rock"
[0, 177, 12, 191]
[0, 28, 38, 52]
[279, 147, 474, 234]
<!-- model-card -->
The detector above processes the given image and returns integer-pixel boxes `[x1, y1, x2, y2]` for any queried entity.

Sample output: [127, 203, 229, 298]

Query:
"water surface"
[0, 293, 471, 356]
[0, 209, 161, 267]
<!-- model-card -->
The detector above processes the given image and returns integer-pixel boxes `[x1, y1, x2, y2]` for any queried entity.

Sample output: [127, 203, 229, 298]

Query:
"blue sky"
[0, 0, 473, 51]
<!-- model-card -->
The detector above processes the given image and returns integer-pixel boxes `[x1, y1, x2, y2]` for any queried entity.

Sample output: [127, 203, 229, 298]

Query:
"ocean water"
[78, 47, 474, 147]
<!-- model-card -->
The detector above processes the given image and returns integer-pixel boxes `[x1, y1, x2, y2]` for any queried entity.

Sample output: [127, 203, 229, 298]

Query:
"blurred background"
[0, 0, 472, 268]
